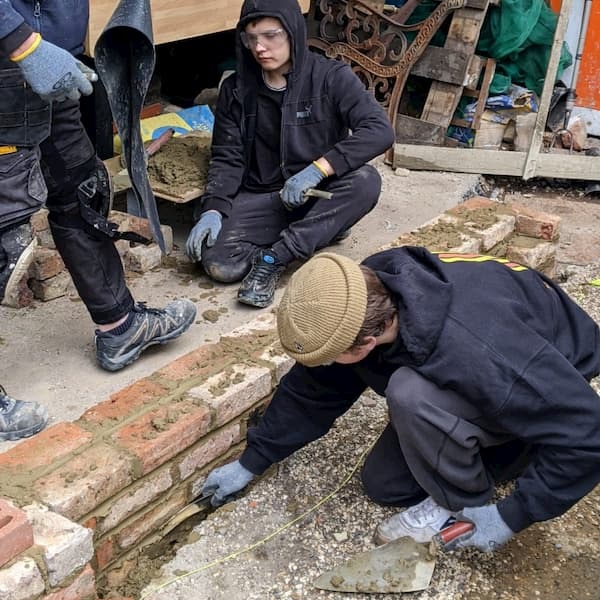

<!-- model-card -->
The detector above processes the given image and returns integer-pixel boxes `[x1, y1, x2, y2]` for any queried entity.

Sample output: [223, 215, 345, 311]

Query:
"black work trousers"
[361, 367, 534, 511]
[201, 164, 381, 283]
[0, 59, 133, 324]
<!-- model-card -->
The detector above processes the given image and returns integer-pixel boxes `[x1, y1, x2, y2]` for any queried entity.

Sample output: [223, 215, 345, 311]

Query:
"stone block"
[0, 500, 34, 568]
[187, 364, 272, 428]
[24, 503, 93, 587]
[31, 248, 65, 281]
[0, 557, 45, 600]
[125, 244, 162, 273]
[30, 271, 74, 302]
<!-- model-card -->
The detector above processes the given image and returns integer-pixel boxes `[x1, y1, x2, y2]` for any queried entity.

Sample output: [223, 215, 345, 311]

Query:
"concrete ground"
[0, 159, 480, 451]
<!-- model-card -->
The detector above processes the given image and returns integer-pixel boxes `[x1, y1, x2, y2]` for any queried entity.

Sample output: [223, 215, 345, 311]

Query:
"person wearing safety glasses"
[186, 0, 395, 308]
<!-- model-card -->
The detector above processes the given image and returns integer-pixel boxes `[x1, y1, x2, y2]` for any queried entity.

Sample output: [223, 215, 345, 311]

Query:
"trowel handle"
[437, 521, 474, 544]
[145, 127, 175, 158]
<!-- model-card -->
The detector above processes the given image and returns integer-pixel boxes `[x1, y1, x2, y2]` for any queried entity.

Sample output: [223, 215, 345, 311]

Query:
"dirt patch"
[147, 133, 212, 198]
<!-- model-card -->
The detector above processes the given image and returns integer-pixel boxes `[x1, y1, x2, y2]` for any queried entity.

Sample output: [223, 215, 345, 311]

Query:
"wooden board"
[87, 0, 311, 54]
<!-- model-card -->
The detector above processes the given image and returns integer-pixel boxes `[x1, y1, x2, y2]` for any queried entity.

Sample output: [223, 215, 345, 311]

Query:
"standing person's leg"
[374, 367, 530, 543]
[41, 99, 196, 371]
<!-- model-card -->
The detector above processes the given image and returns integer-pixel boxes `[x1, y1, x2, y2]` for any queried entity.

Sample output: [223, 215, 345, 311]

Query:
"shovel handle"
[437, 521, 474, 544]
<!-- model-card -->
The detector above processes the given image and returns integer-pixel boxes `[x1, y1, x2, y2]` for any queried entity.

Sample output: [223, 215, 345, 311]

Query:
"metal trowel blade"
[313, 536, 436, 594]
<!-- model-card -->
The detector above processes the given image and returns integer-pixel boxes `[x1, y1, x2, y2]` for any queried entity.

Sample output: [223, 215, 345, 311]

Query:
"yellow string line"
[141, 433, 379, 599]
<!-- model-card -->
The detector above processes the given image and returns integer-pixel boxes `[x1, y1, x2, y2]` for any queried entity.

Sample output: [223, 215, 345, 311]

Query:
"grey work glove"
[280, 162, 326, 209]
[16, 39, 97, 102]
[185, 210, 222, 262]
[447, 504, 514, 552]
[201, 459, 255, 507]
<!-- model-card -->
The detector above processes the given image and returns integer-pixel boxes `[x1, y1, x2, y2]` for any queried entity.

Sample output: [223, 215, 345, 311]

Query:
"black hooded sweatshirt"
[200, 0, 395, 217]
[240, 247, 600, 534]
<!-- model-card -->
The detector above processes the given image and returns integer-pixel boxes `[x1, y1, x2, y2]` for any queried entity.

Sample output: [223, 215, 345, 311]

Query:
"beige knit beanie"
[277, 252, 367, 367]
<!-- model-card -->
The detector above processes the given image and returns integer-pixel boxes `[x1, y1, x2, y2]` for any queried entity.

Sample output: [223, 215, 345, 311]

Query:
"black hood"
[236, 0, 308, 85]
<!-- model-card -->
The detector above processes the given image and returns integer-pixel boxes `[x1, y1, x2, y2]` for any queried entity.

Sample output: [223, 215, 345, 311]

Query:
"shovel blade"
[313, 537, 436, 594]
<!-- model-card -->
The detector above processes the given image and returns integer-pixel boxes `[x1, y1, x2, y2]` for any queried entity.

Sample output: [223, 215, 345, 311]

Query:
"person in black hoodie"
[201, 248, 600, 552]
[185, 0, 395, 308]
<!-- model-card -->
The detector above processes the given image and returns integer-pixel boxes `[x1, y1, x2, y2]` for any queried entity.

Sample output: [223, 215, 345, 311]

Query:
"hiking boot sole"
[96, 310, 196, 372]
[1, 238, 37, 308]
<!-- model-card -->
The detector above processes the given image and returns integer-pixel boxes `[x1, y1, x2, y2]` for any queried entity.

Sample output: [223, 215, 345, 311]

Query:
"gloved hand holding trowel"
[200, 246, 600, 585]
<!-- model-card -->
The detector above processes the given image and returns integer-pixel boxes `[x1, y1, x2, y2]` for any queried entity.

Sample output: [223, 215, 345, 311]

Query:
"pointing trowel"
[313, 521, 473, 594]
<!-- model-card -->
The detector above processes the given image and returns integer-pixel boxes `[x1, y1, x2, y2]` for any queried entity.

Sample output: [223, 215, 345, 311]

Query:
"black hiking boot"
[95, 299, 197, 371]
[0, 224, 37, 307]
[0, 385, 49, 441]
[237, 250, 287, 308]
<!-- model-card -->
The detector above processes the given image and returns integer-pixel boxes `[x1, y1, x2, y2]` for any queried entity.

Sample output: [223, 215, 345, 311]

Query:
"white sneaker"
[375, 496, 457, 545]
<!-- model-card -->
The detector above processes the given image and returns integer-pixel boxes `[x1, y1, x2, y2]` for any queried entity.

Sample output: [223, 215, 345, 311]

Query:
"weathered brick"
[98, 470, 172, 534]
[34, 444, 135, 521]
[36, 228, 56, 249]
[117, 487, 188, 549]
[0, 423, 92, 472]
[506, 237, 557, 272]
[31, 248, 65, 281]
[24, 504, 93, 587]
[220, 313, 276, 338]
[509, 203, 561, 240]
[109, 210, 152, 240]
[259, 342, 295, 383]
[155, 343, 226, 383]
[0, 500, 34, 568]
[125, 244, 162, 273]
[187, 365, 271, 428]
[30, 271, 74, 301]
[42, 564, 95, 600]
[450, 237, 482, 253]
[178, 423, 242, 480]
[30, 208, 49, 234]
[466, 213, 516, 251]
[79, 379, 169, 426]
[112, 400, 211, 475]
[451, 196, 497, 212]
[95, 538, 115, 571]
[0, 557, 45, 600]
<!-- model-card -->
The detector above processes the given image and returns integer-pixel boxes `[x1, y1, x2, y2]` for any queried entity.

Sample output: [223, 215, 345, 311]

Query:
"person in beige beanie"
[200, 246, 600, 554]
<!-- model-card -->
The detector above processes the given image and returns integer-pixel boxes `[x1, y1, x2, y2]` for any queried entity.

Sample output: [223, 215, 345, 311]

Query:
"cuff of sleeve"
[203, 196, 232, 218]
[497, 496, 533, 533]
[239, 446, 272, 476]
[323, 148, 352, 177]
[0, 22, 35, 58]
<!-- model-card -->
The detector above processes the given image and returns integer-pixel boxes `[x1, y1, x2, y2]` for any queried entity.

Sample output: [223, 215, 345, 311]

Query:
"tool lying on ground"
[313, 520, 473, 594]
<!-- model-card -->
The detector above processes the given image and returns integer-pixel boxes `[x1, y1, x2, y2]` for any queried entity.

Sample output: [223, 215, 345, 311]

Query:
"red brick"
[509, 203, 561, 240]
[30, 271, 73, 301]
[34, 444, 135, 520]
[30, 209, 49, 233]
[32, 248, 65, 281]
[112, 400, 211, 474]
[117, 488, 188, 549]
[155, 343, 227, 383]
[0, 500, 34, 568]
[42, 564, 96, 600]
[178, 423, 242, 480]
[448, 196, 496, 214]
[80, 379, 169, 426]
[0, 423, 92, 472]
[95, 538, 115, 571]
[109, 210, 152, 239]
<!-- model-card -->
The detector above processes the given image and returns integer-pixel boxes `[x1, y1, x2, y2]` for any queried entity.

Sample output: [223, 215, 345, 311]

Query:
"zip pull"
[34, 2, 41, 17]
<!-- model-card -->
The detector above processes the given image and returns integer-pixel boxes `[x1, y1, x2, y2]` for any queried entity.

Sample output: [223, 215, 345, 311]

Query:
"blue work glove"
[280, 162, 326, 209]
[15, 38, 97, 102]
[447, 504, 514, 552]
[201, 459, 255, 507]
[185, 210, 222, 262]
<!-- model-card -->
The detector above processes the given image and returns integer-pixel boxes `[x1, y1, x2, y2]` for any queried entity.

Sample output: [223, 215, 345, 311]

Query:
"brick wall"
[0, 198, 560, 598]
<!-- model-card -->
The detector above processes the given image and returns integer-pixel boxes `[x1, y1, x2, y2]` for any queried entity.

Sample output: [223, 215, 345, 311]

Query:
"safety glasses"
[240, 28, 288, 50]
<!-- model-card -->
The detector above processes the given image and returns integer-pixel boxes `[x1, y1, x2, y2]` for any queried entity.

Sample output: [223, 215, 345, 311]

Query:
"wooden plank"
[411, 47, 472, 86]
[421, 4, 489, 128]
[86, 0, 311, 54]
[522, 0, 573, 180]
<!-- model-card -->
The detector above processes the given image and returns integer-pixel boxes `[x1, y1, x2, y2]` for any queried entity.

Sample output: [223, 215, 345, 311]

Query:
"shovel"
[313, 521, 473, 594]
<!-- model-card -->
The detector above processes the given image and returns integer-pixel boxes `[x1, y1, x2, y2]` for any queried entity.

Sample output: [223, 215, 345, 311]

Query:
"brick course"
[0, 500, 34, 568]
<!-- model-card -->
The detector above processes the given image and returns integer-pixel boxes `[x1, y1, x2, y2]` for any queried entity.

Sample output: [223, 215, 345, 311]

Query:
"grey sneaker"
[95, 299, 197, 371]
[237, 250, 286, 308]
[0, 386, 49, 441]
[375, 496, 457, 545]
